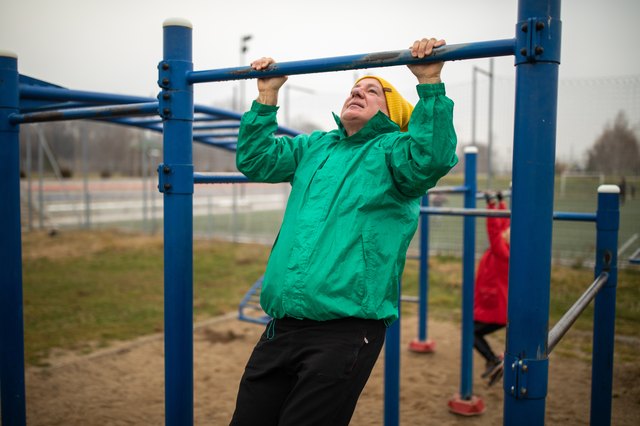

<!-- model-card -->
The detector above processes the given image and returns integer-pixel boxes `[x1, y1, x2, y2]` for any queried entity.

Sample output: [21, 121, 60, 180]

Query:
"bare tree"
[585, 111, 640, 175]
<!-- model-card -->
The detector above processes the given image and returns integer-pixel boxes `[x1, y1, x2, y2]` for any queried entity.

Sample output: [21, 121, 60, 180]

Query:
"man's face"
[340, 78, 389, 129]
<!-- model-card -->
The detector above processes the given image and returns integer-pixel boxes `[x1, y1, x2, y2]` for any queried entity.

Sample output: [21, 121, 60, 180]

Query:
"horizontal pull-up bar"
[10, 102, 159, 124]
[193, 172, 249, 184]
[188, 38, 515, 84]
[426, 186, 513, 200]
[427, 185, 468, 194]
[553, 211, 597, 222]
[422, 206, 510, 218]
[421, 207, 598, 222]
[547, 272, 609, 353]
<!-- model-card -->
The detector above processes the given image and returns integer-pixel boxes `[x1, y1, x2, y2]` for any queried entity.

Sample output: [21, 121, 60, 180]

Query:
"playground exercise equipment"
[1, 56, 297, 426]
[0, 1, 621, 425]
[406, 147, 621, 417]
[237, 275, 271, 325]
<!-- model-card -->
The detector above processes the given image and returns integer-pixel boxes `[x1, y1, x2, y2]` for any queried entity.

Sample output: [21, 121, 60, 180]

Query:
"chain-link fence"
[21, 174, 640, 269]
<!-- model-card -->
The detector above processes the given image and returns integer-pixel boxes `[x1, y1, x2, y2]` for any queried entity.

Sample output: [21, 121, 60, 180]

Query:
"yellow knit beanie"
[355, 75, 414, 132]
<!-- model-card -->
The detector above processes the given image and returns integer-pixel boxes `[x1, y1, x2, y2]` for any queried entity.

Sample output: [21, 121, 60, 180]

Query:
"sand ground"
[25, 312, 639, 425]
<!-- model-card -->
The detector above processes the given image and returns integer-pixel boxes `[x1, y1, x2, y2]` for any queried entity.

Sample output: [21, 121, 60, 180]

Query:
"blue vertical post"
[409, 195, 436, 352]
[590, 185, 619, 425]
[417, 195, 430, 342]
[160, 18, 194, 426]
[0, 51, 27, 426]
[460, 146, 477, 399]
[384, 282, 401, 426]
[504, 1, 561, 424]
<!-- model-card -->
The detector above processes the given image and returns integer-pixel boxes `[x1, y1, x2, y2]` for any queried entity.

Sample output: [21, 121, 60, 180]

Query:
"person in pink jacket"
[474, 191, 510, 386]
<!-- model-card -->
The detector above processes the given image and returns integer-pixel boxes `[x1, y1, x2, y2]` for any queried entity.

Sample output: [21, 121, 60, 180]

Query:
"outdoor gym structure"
[0, 0, 621, 425]
[405, 147, 620, 420]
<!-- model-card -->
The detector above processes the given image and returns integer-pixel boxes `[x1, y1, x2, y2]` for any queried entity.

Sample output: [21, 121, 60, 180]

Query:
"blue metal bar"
[10, 101, 158, 124]
[193, 132, 239, 138]
[421, 206, 509, 217]
[20, 84, 154, 104]
[590, 185, 620, 426]
[547, 272, 609, 353]
[427, 185, 468, 194]
[194, 172, 249, 184]
[19, 101, 100, 113]
[417, 195, 430, 342]
[193, 103, 299, 136]
[188, 39, 515, 84]
[193, 104, 242, 120]
[504, 1, 561, 424]
[552, 211, 596, 222]
[18, 80, 297, 136]
[194, 140, 237, 151]
[420, 207, 597, 222]
[105, 117, 163, 133]
[384, 284, 401, 426]
[0, 52, 27, 426]
[460, 147, 477, 400]
[193, 123, 240, 130]
[117, 117, 163, 126]
[161, 19, 194, 426]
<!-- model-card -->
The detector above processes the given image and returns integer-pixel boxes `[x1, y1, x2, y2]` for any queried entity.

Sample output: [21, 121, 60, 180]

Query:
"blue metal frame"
[384, 294, 401, 425]
[591, 186, 619, 425]
[160, 20, 195, 426]
[188, 39, 515, 83]
[0, 51, 27, 426]
[416, 194, 430, 342]
[417, 182, 619, 426]
[193, 172, 249, 184]
[238, 276, 271, 325]
[504, 0, 561, 423]
[460, 147, 478, 400]
[10, 102, 159, 123]
[1, 1, 623, 425]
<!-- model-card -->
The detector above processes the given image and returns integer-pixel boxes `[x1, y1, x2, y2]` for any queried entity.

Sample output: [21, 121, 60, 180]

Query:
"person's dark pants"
[230, 316, 386, 426]
[473, 321, 505, 363]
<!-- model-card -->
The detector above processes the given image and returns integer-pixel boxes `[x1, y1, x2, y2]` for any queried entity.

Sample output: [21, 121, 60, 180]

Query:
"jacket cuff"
[251, 100, 279, 114]
[416, 82, 446, 98]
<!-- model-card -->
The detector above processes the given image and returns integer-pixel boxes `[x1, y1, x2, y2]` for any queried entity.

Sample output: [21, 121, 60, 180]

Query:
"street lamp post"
[239, 34, 253, 112]
[471, 58, 494, 188]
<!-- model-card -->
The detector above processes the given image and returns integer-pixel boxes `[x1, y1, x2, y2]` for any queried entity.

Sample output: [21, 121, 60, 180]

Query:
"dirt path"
[26, 313, 639, 425]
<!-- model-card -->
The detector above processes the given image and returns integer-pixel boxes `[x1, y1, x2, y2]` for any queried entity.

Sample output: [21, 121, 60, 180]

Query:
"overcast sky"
[2, 0, 639, 167]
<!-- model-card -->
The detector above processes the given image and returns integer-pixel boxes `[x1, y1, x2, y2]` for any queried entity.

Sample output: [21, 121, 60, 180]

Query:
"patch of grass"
[21, 229, 639, 366]
[401, 252, 640, 339]
[22, 229, 267, 365]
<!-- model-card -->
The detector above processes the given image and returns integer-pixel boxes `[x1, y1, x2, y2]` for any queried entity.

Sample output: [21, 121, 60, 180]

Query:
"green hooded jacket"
[236, 83, 458, 325]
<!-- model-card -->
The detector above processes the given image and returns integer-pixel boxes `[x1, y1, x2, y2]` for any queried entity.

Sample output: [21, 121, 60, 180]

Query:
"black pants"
[230, 316, 386, 426]
[473, 321, 504, 363]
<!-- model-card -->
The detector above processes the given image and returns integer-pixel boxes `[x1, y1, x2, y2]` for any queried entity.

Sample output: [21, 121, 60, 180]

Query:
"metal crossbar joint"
[504, 354, 548, 399]
[157, 60, 193, 121]
[515, 17, 561, 65]
[157, 163, 194, 194]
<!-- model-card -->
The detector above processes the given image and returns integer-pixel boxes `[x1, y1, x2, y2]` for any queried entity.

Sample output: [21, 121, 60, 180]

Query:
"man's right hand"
[407, 38, 446, 85]
[251, 57, 288, 106]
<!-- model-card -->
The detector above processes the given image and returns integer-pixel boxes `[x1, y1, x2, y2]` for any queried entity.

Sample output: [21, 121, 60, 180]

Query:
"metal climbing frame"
[415, 176, 620, 422]
[0, 1, 619, 425]
[156, 1, 560, 423]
